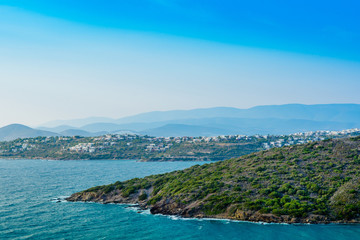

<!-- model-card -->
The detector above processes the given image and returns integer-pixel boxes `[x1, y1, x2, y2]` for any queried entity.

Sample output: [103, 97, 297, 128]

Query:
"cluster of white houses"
[145, 143, 172, 152]
[262, 128, 360, 150]
[69, 143, 96, 153]
[9, 128, 357, 154]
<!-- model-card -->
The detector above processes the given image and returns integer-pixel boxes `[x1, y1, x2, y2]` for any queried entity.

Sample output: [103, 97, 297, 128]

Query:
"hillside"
[67, 136, 360, 224]
[0, 134, 266, 161]
[0, 124, 58, 141]
[140, 124, 234, 137]
[59, 129, 107, 137]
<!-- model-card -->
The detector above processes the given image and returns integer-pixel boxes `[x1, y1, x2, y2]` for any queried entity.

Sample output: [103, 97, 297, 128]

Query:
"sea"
[1, 159, 360, 240]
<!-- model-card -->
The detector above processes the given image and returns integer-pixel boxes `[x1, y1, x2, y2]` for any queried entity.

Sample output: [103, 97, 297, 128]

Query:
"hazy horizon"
[1, 1, 360, 127]
[0, 103, 358, 129]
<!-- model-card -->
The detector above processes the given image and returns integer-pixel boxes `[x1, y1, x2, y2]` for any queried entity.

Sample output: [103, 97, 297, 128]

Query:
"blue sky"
[0, 1, 360, 126]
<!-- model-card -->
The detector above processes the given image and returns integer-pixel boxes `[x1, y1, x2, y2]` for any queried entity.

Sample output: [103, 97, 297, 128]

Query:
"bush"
[122, 186, 136, 197]
[103, 185, 115, 194]
[138, 192, 148, 201]
[148, 195, 162, 205]
[269, 191, 281, 198]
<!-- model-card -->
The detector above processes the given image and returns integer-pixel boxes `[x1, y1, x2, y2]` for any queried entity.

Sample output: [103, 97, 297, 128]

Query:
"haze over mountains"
[1, 104, 360, 141]
[0, 124, 58, 141]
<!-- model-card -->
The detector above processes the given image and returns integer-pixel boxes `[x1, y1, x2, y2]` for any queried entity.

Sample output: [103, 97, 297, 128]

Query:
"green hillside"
[68, 136, 360, 223]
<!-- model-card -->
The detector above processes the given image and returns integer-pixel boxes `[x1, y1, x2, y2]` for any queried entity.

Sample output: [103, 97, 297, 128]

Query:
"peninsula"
[67, 136, 360, 224]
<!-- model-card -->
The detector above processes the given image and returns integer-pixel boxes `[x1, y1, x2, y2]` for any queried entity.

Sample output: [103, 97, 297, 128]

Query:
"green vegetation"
[0, 135, 269, 161]
[71, 136, 360, 223]
[1, 131, 359, 161]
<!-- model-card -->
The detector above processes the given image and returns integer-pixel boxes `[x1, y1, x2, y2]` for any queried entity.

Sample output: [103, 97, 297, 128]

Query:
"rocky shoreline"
[66, 191, 359, 224]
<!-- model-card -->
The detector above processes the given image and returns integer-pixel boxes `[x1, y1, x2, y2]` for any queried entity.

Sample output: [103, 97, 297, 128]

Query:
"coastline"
[0, 156, 215, 161]
[65, 137, 360, 225]
[65, 197, 360, 225]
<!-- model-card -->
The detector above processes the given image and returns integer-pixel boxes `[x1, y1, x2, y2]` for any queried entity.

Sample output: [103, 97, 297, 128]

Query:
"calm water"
[1, 159, 360, 240]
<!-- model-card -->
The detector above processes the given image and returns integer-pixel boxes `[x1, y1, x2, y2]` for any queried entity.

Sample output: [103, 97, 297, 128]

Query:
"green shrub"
[122, 186, 136, 197]
[138, 192, 148, 201]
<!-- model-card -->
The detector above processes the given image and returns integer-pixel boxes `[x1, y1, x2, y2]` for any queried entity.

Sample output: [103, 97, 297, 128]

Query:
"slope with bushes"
[67, 136, 360, 223]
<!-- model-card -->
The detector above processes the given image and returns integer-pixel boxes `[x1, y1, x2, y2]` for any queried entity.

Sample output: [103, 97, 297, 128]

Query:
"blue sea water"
[1, 159, 360, 240]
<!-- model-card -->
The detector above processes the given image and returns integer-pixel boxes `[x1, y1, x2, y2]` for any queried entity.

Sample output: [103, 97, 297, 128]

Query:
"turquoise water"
[1, 159, 360, 240]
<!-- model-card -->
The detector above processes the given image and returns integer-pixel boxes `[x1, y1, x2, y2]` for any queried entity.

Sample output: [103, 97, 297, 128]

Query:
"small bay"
[1, 159, 359, 240]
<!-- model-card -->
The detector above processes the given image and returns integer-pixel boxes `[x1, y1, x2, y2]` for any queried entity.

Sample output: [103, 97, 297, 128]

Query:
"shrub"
[269, 191, 281, 198]
[122, 186, 136, 197]
[138, 192, 148, 201]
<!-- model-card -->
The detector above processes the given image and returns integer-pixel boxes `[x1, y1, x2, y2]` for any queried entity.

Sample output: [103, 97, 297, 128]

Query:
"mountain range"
[1, 104, 360, 141]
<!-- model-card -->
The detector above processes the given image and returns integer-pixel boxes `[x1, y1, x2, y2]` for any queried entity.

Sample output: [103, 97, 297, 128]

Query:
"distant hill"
[39, 118, 359, 137]
[115, 103, 360, 124]
[37, 104, 360, 137]
[59, 129, 108, 137]
[0, 124, 58, 141]
[41, 117, 116, 128]
[80, 123, 136, 133]
[80, 122, 164, 133]
[38, 125, 77, 133]
[140, 124, 233, 137]
[139, 118, 357, 137]
[40, 104, 360, 126]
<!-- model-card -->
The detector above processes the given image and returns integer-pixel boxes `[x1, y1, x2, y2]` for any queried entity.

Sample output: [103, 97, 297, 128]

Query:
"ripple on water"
[1, 159, 360, 240]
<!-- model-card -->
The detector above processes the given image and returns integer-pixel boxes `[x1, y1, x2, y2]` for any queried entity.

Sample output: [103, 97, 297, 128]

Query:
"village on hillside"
[0, 128, 359, 161]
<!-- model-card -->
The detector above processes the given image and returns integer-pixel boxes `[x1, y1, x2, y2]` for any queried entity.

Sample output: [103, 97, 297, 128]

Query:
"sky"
[0, 0, 360, 127]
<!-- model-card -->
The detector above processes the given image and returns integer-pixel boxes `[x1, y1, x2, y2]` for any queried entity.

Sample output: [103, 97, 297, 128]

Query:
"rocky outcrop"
[67, 190, 142, 205]
[66, 190, 345, 224]
[232, 210, 332, 224]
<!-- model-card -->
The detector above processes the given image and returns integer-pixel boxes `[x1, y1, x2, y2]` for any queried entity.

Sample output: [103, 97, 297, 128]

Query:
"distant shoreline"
[0, 157, 215, 162]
